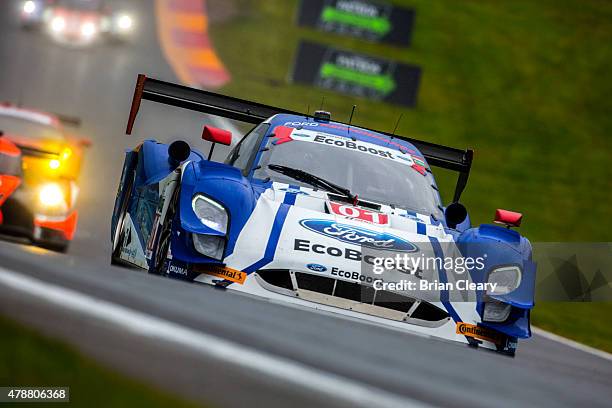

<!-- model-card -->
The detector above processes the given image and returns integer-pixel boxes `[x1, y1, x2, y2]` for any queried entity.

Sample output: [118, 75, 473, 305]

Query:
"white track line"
[531, 326, 612, 362]
[0, 267, 429, 408]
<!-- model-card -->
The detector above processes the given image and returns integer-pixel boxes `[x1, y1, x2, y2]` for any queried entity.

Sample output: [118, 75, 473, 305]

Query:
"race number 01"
[329, 202, 388, 225]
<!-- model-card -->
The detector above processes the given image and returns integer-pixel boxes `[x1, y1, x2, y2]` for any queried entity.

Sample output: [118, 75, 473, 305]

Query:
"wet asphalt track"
[0, 2, 611, 407]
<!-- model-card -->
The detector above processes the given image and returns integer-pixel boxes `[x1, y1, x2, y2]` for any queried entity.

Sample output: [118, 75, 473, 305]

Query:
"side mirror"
[494, 209, 522, 228]
[168, 140, 191, 165]
[445, 202, 467, 230]
[202, 125, 231, 160]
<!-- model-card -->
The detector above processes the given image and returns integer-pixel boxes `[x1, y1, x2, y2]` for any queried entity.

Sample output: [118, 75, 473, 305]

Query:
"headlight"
[49, 159, 60, 170]
[117, 14, 133, 31]
[483, 300, 512, 322]
[487, 265, 521, 295]
[51, 16, 65, 32]
[81, 22, 97, 37]
[23, 1, 36, 14]
[39, 183, 65, 207]
[192, 194, 228, 234]
[61, 147, 72, 160]
[193, 234, 225, 260]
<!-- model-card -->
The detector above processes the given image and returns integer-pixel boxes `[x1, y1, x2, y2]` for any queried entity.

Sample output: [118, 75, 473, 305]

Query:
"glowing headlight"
[49, 159, 60, 170]
[81, 22, 97, 37]
[192, 194, 228, 234]
[193, 234, 225, 260]
[51, 16, 65, 32]
[117, 14, 133, 31]
[23, 1, 36, 14]
[39, 184, 65, 207]
[61, 147, 72, 160]
[487, 266, 522, 295]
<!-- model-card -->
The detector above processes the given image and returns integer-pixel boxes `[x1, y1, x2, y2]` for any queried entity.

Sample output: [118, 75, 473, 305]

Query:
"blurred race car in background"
[0, 136, 22, 226]
[0, 103, 90, 252]
[19, 0, 134, 46]
[111, 75, 536, 356]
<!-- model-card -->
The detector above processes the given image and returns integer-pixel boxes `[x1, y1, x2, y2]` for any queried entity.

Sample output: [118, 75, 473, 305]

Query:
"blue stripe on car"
[416, 222, 427, 235]
[283, 184, 300, 206]
[243, 203, 291, 274]
[429, 237, 462, 324]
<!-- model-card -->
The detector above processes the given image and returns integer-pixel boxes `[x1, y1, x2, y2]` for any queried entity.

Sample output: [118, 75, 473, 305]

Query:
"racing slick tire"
[150, 188, 179, 275]
[37, 240, 69, 254]
[110, 157, 137, 268]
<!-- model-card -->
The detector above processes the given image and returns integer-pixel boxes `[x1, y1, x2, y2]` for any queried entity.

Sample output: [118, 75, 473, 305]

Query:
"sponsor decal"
[297, 0, 416, 47]
[168, 263, 189, 276]
[272, 127, 415, 167]
[295, 239, 379, 265]
[412, 156, 426, 167]
[307, 263, 327, 272]
[197, 265, 247, 285]
[398, 213, 421, 223]
[283, 121, 319, 127]
[328, 202, 389, 225]
[279, 187, 309, 196]
[291, 41, 421, 107]
[299, 219, 418, 252]
[330, 266, 379, 284]
[456, 323, 504, 344]
[411, 163, 427, 176]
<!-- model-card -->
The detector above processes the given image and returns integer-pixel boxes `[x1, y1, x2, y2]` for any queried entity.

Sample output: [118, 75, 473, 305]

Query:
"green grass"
[209, 0, 612, 351]
[532, 303, 612, 353]
[0, 316, 200, 408]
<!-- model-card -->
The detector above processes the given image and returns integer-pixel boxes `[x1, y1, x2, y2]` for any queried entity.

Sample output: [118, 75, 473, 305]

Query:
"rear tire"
[37, 240, 69, 254]
[111, 159, 137, 268]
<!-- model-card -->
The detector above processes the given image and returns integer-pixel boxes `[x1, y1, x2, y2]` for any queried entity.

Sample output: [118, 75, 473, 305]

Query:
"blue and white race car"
[111, 75, 536, 356]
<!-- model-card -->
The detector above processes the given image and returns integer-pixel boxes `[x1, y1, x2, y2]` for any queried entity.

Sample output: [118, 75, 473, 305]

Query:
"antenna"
[391, 113, 403, 139]
[347, 105, 357, 140]
[319, 96, 326, 110]
[348, 105, 356, 125]
[306, 104, 310, 116]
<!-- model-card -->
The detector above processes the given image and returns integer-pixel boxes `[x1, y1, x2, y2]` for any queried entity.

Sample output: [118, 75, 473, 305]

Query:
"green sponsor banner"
[321, 7, 391, 36]
[298, 0, 415, 46]
[291, 41, 421, 107]
[320, 63, 396, 94]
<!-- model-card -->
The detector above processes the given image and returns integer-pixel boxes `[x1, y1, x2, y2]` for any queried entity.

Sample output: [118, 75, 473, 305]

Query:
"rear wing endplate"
[126, 74, 473, 202]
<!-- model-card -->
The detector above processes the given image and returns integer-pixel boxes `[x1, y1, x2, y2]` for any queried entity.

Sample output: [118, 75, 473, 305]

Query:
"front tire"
[150, 189, 179, 275]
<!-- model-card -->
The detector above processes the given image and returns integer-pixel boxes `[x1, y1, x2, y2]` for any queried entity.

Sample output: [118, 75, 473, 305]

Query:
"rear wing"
[126, 74, 473, 202]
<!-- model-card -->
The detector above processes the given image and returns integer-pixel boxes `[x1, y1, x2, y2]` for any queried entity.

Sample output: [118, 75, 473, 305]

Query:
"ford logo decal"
[299, 219, 418, 252]
[307, 263, 327, 272]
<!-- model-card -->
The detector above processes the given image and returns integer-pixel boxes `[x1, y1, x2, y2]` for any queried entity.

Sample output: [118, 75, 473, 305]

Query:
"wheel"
[150, 188, 179, 275]
[37, 240, 69, 253]
[111, 158, 137, 267]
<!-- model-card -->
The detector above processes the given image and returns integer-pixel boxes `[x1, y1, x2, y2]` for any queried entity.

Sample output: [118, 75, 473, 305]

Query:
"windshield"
[0, 115, 64, 141]
[254, 129, 443, 218]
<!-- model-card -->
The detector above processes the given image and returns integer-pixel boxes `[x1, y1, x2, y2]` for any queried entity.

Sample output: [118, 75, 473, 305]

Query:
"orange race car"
[0, 136, 22, 226]
[0, 103, 90, 252]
